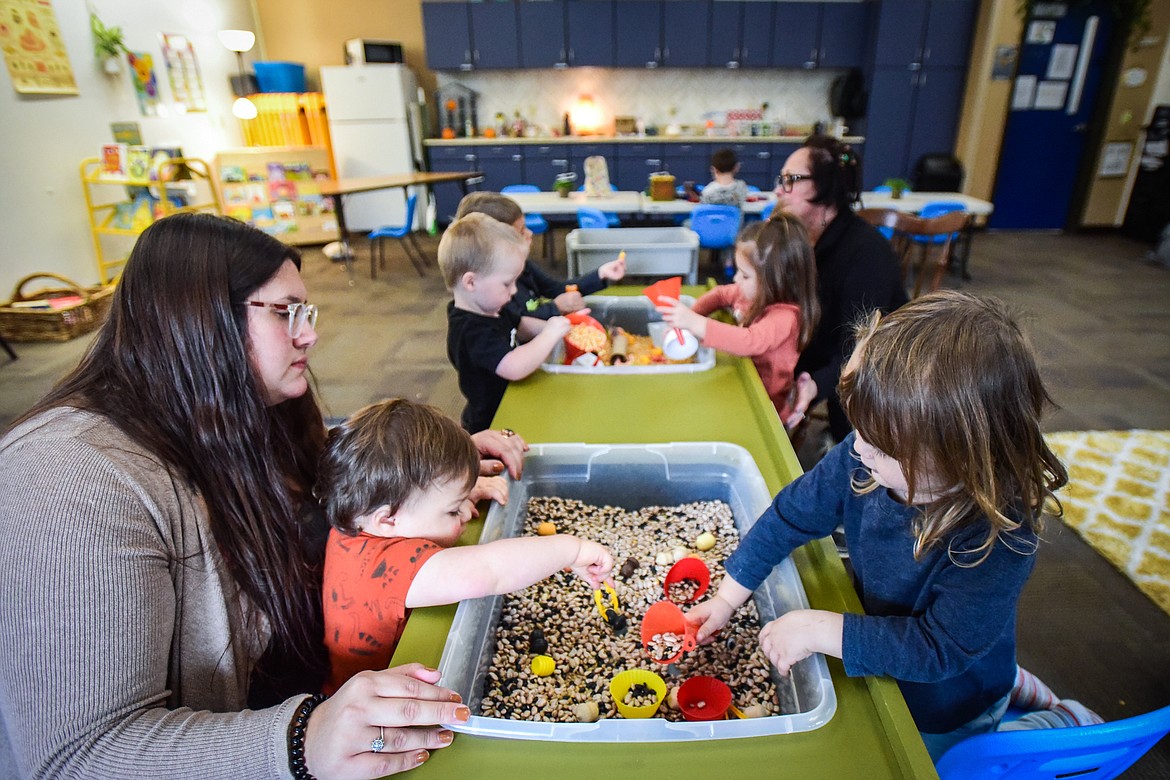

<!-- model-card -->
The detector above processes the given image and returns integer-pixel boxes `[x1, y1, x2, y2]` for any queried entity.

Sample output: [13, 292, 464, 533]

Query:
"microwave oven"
[344, 39, 404, 65]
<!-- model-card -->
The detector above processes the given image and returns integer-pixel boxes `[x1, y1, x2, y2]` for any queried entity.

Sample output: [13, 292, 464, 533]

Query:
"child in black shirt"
[439, 213, 571, 432]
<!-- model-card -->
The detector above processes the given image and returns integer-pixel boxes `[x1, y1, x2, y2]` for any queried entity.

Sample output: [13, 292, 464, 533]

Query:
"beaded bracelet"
[287, 693, 327, 780]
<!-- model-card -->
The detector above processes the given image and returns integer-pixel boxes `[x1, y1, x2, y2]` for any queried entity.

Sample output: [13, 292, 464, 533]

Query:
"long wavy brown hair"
[839, 291, 1067, 563]
[15, 212, 328, 692]
[739, 214, 820, 350]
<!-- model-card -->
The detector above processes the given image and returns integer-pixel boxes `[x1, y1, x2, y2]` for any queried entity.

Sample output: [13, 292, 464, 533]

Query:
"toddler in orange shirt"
[316, 398, 614, 694]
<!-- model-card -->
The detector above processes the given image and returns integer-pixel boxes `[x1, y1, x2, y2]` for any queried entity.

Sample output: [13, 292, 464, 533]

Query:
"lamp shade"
[232, 97, 258, 120]
[218, 29, 256, 53]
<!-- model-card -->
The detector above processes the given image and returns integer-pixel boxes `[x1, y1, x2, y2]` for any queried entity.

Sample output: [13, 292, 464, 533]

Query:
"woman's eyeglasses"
[246, 301, 319, 338]
[776, 173, 812, 193]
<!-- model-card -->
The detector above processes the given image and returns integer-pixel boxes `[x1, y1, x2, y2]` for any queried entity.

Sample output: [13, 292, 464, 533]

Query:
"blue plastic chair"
[690, 204, 741, 269]
[577, 207, 611, 230]
[368, 192, 427, 278]
[578, 184, 621, 227]
[759, 200, 777, 222]
[935, 703, 1170, 780]
[914, 200, 967, 243]
[501, 184, 552, 261]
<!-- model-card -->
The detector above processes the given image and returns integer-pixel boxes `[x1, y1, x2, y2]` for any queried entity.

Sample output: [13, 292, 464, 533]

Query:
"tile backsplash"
[435, 67, 843, 135]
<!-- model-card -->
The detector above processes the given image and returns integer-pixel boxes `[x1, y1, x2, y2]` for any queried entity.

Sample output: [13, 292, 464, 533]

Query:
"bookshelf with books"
[80, 154, 222, 284]
[214, 146, 339, 246]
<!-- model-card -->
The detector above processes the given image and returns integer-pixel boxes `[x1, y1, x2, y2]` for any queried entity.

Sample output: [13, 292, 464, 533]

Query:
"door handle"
[1073, 123, 1088, 133]
[1067, 16, 1099, 115]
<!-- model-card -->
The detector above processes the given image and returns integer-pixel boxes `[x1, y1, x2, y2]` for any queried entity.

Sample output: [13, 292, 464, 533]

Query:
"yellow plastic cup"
[609, 669, 667, 719]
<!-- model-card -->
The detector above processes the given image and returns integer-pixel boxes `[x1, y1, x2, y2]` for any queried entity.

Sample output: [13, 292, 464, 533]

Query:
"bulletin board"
[215, 147, 339, 245]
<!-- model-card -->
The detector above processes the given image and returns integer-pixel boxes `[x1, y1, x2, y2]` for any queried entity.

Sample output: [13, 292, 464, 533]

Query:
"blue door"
[990, 3, 1115, 229]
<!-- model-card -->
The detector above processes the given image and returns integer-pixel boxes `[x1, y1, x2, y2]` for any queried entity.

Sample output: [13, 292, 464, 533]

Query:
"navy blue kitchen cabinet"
[771, 2, 821, 68]
[470, 1, 521, 69]
[474, 144, 527, 191]
[613, 1, 663, 68]
[566, 0, 615, 67]
[661, 142, 712, 187]
[727, 142, 773, 191]
[614, 142, 663, 191]
[864, 0, 977, 188]
[770, 1, 868, 69]
[524, 143, 572, 188]
[817, 1, 870, 68]
[710, 2, 775, 69]
[422, 2, 473, 71]
[428, 145, 483, 224]
[662, 1, 710, 67]
[770, 142, 803, 185]
[519, 0, 568, 68]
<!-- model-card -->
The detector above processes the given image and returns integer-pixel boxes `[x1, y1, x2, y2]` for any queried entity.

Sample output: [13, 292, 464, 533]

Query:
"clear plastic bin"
[567, 227, 700, 284]
[542, 295, 715, 374]
[436, 442, 837, 742]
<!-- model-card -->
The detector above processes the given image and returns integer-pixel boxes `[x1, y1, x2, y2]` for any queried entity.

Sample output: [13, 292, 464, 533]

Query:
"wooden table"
[318, 171, 479, 283]
[391, 285, 936, 780]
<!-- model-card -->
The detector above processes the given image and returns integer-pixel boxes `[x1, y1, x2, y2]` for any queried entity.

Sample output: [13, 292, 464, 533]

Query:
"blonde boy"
[318, 398, 614, 694]
[439, 213, 571, 432]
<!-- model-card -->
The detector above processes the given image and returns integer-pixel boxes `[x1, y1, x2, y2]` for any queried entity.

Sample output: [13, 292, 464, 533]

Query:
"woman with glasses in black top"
[772, 135, 907, 445]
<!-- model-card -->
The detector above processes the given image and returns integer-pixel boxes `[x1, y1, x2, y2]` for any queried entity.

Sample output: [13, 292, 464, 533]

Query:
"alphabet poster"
[0, 0, 78, 95]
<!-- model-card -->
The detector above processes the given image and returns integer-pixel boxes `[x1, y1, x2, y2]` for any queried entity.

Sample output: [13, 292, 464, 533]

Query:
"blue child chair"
[935, 703, 1170, 780]
[577, 184, 621, 227]
[758, 200, 777, 222]
[368, 192, 427, 279]
[501, 184, 552, 262]
[577, 207, 611, 230]
[690, 204, 741, 273]
[912, 199, 968, 279]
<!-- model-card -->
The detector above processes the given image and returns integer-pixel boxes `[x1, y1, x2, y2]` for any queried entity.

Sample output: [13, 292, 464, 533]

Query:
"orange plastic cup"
[663, 557, 711, 605]
[677, 676, 733, 721]
[642, 276, 682, 306]
[640, 600, 697, 664]
[563, 311, 606, 365]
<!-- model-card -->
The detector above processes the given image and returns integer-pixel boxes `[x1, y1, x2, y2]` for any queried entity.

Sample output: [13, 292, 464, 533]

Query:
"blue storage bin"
[252, 61, 306, 93]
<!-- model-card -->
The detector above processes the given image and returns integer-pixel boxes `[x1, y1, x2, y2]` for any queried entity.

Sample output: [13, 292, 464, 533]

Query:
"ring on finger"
[370, 725, 385, 753]
[501, 428, 516, 438]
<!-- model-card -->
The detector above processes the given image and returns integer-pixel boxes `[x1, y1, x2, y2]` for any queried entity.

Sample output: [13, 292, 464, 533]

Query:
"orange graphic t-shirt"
[322, 531, 442, 694]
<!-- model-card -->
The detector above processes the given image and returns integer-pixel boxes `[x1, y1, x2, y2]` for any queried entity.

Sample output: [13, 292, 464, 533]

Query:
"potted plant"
[553, 171, 577, 198]
[884, 178, 912, 199]
[91, 14, 127, 75]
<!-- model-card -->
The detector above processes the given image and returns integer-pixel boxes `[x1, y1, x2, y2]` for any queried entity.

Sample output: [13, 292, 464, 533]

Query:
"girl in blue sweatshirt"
[688, 290, 1100, 760]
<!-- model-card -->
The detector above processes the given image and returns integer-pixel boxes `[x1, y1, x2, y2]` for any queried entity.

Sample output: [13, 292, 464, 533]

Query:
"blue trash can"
[252, 62, 306, 93]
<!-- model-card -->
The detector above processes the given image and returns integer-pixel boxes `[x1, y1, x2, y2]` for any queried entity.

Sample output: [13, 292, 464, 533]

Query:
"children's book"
[126, 146, 151, 180]
[101, 143, 128, 177]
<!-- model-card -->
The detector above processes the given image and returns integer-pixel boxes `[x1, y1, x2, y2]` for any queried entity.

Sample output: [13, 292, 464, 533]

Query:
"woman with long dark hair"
[0, 213, 471, 778]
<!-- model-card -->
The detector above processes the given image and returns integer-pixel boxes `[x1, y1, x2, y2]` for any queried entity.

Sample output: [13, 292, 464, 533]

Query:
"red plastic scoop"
[642, 276, 682, 305]
[640, 600, 697, 664]
[663, 557, 711, 605]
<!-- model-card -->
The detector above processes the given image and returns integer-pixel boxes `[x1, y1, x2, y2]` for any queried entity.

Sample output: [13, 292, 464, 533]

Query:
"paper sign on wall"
[1034, 81, 1069, 110]
[0, 0, 78, 95]
[1027, 20, 1057, 44]
[1047, 44, 1078, 79]
[1098, 142, 1133, 178]
[1012, 76, 1037, 110]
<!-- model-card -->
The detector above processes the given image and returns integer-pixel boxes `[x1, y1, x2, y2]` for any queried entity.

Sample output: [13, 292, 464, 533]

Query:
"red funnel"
[642, 277, 682, 305]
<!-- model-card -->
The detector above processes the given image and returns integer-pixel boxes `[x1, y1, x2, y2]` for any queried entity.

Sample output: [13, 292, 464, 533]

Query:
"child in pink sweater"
[656, 213, 819, 429]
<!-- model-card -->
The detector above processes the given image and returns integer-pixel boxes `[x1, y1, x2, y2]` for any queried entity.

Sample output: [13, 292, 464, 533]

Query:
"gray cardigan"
[0, 408, 303, 778]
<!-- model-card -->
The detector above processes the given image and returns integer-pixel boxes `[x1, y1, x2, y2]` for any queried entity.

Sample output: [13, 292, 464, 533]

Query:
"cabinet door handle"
[511, 154, 523, 162]
[553, 159, 568, 168]
[568, 48, 574, 64]
[646, 159, 661, 167]
[923, 47, 931, 62]
[919, 72, 927, 87]
[756, 151, 770, 159]
[908, 61, 921, 72]
[464, 154, 477, 162]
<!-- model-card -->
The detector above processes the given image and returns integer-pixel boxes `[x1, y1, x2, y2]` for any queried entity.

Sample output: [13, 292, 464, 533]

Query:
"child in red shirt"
[316, 399, 614, 694]
[656, 213, 820, 429]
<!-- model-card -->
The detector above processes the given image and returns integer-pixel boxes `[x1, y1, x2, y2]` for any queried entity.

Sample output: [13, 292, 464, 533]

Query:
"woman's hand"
[466, 475, 508, 517]
[304, 663, 469, 779]
[654, 297, 706, 339]
[758, 609, 843, 677]
[471, 428, 530, 480]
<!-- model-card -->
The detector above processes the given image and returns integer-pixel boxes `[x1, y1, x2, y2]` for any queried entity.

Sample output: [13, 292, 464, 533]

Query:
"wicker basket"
[0, 273, 115, 342]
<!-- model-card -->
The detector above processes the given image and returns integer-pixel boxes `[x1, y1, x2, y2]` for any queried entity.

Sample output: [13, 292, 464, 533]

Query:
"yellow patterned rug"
[1046, 430, 1170, 618]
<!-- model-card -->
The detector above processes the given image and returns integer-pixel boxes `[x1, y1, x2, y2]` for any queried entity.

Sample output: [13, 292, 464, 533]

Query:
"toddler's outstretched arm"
[405, 535, 614, 608]
[497, 315, 572, 380]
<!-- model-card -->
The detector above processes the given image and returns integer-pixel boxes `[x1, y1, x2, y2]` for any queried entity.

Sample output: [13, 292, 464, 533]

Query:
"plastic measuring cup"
[663, 557, 711, 605]
[640, 600, 697, 664]
[609, 669, 667, 719]
[563, 311, 606, 365]
[677, 676, 733, 721]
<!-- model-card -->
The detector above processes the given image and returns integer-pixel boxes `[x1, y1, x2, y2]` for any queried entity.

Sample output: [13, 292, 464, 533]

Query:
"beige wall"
[253, 0, 436, 97]
[1081, 1, 1170, 226]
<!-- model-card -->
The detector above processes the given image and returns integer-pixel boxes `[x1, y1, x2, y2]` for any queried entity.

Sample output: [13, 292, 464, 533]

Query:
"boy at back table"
[317, 398, 614, 694]
[700, 147, 750, 208]
[439, 213, 572, 432]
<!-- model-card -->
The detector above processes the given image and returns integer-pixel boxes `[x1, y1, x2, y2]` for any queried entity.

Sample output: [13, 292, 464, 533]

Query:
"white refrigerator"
[321, 64, 424, 232]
